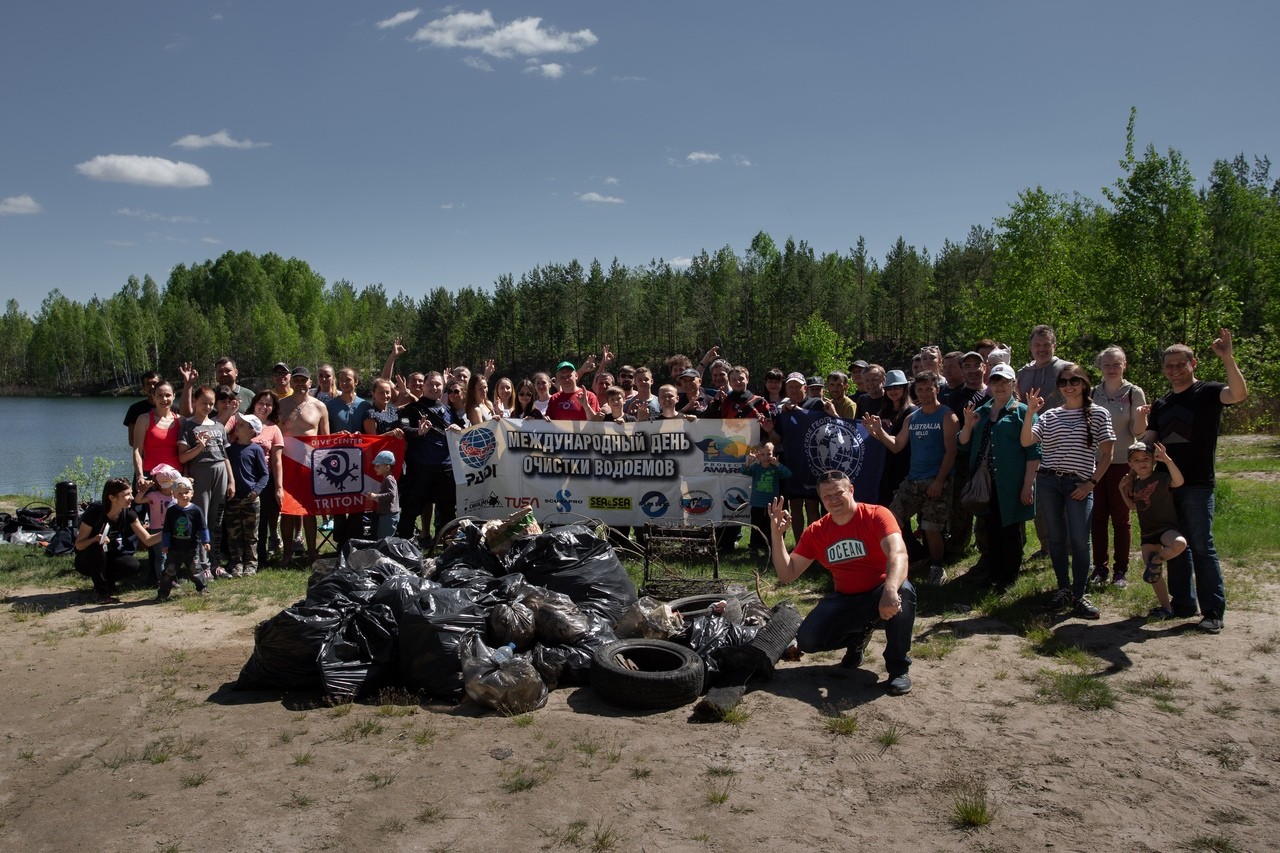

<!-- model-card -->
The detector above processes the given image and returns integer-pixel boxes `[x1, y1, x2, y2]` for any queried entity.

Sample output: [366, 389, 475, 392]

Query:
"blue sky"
[2, 2, 1278, 311]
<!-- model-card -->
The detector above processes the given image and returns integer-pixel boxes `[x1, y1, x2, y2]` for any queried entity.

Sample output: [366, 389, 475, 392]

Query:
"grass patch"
[363, 771, 398, 789]
[509, 713, 535, 728]
[282, 791, 315, 810]
[912, 627, 960, 661]
[411, 724, 438, 746]
[1207, 807, 1254, 826]
[378, 817, 406, 834]
[1205, 743, 1245, 771]
[704, 778, 734, 805]
[414, 802, 446, 825]
[629, 766, 652, 780]
[96, 614, 128, 635]
[1035, 670, 1117, 710]
[339, 720, 384, 742]
[704, 764, 737, 778]
[950, 779, 995, 828]
[718, 706, 753, 726]
[1182, 836, 1243, 853]
[1206, 701, 1242, 721]
[499, 763, 546, 793]
[1126, 672, 1186, 701]
[539, 819, 588, 847]
[1215, 478, 1279, 560]
[823, 715, 860, 737]
[179, 770, 211, 789]
[588, 818, 623, 852]
[875, 723, 902, 750]
[292, 750, 314, 767]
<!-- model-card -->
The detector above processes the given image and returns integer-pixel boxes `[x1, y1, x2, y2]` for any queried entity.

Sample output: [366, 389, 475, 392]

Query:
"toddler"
[159, 478, 209, 600]
[1119, 441, 1187, 620]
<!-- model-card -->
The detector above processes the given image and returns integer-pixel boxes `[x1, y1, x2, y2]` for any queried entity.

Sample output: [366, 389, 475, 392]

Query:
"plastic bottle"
[492, 642, 517, 664]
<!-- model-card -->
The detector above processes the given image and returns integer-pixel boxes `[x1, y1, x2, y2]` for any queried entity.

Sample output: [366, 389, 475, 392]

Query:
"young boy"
[160, 478, 209, 600]
[1119, 441, 1187, 620]
[595, 386, 636, 424]
[741, 442, 792, 556]
[656, 385, 698, 422]
[364, 449, 401, 540]
[225, 414, 269, 576]
[135, 463, 180, 583]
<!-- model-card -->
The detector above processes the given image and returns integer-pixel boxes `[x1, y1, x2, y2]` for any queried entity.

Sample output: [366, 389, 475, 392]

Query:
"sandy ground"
[1, 570, 1277, 853]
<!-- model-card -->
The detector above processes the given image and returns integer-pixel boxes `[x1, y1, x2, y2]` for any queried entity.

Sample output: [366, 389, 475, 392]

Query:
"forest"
[3, 116, 1277, 430]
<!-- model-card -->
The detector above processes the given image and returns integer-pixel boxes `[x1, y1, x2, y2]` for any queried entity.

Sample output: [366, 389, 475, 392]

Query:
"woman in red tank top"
[132, 380, 183, 485]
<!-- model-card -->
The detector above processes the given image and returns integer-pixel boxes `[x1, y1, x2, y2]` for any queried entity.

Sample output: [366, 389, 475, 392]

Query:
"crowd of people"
[73, 326, 1247, 695]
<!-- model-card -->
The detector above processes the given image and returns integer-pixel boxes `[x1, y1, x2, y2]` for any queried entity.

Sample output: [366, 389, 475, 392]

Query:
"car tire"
[590, 639, 705, 710]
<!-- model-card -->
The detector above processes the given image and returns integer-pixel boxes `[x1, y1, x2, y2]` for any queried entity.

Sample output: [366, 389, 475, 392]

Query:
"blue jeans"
[1038, 471, 1093, 598]
[796, 581, 917, 677]
[1168, 485, 1224, 620]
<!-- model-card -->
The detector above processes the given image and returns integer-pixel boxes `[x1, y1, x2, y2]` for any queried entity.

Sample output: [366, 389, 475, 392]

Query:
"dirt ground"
[1, 569, 1277, 853]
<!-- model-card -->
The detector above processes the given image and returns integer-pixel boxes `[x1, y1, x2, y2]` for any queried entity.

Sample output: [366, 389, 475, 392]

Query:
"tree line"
[3, 113, 1277, 430]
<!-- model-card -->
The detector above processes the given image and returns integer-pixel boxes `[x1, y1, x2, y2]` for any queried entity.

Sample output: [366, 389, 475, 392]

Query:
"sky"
[2, 1, 1278, 312]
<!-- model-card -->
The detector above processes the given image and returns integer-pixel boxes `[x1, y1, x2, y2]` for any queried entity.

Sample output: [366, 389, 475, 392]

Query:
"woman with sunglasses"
[509, 378, 545, 420]
[445, 381, 471, 428]
[959, 363, 1040, 591]
[1021, 364, 1115, 618]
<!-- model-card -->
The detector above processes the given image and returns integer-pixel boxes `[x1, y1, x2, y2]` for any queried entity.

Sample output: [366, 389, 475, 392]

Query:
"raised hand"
[767, 496, 790, 535]
[179, 362, 198, 384]
[600, 344, 614, 366]
[1212, 328, 1234, 359]
[962, 403, 978, 428]
[1153, 441, 1171, 464]
[1025, 387, 1044, 415]
[392, 337, 407, 357]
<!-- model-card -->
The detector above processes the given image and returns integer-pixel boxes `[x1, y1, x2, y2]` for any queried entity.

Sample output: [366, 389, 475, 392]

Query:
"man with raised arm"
[768, 470, 915, 695]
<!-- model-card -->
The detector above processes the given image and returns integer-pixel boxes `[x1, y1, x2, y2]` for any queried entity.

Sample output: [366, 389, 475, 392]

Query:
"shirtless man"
[277, 366, 330, 565]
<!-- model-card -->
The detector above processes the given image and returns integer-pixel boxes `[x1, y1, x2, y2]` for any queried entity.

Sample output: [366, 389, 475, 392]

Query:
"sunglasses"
[447, 388, 462, 394]
[1057, 376, 1086, 387]
[816, 470, 849, 483]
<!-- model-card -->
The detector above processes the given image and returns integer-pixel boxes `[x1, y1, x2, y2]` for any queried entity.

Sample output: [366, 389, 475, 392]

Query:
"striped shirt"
[1030, 405, 1115, 478]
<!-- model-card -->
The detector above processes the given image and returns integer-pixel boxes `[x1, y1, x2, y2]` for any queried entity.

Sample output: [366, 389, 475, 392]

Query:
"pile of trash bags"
[235, 522, 775, 714]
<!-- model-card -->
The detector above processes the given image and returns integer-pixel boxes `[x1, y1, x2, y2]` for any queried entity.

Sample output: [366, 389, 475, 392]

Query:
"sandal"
[1143, 554, 1164, 584]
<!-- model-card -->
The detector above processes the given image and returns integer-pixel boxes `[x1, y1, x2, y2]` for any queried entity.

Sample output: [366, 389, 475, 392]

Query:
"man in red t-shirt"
[547, 360, 600, 421]
[769, 470, 916, 695]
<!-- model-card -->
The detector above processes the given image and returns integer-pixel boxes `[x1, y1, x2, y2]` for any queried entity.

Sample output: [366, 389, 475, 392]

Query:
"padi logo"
[825, 538, 868, 563]
[681, 490, 713, 515]
[640, 491, 670, 518]
[804, 418, 863, 481]
[554, 489, 582, 514]
[722, 487, 749, 513]
[458, 428, 498, 469]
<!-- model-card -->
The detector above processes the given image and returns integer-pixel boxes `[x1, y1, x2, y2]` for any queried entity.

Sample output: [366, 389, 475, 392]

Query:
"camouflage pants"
[224, 495, 261, 566]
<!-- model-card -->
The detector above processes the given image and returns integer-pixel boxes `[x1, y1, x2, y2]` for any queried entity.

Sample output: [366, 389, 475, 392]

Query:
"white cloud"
[411, 10, 596, 59]
[201, 236, 222, 244]
[377, 9, 420, 29]
[670, 256, 693, 269]
[603, 176, 619, 186]
[463, 55, 493, 72]
[611, 75, 645, 82]
[731, 154, 752, 167]
[76, 155, 211, 188]
[172, 130, 269, 150]
[525, 62, 564, 79]
[578, 192, 624, 204]
[0, 194, 42, 215]
[581, 66, 596, 76]
[686, 151, 720, 164]
[440, 201, 468, 210]
[115, 207, 199, 224]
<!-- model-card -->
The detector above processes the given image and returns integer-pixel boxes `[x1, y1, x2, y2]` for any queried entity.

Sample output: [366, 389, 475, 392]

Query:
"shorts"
[889, 476, 952, 532]
[1141, 528, 1177, 547]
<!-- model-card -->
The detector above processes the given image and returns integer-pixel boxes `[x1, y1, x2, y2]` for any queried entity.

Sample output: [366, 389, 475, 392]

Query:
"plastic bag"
[236, 605, 343, 692]
[306, 565, 404, 607]
[684, 614, 761, 676]
[318, 603, 399, 699]
[460, 630, 548, 714]
[489, 601, 536, 648]
[529, 589, 589, 644]
[614, 596, 684, 639]
[343, 536, 423, 573]
[396, 586, 490, 698]
[503, 525, 638, 622]
[532, 612, 618, 689]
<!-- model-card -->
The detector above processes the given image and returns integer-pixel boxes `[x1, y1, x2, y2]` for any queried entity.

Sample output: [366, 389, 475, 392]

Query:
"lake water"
[0, 397, 140, 496]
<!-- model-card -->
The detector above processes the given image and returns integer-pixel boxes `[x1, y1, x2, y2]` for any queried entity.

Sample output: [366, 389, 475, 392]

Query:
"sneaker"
[1089, 566, 1109, 587]
[1072, 594, 1101, 620]
[1111, 574, 1129, 590]
[214, 566, 232, 579]
[242, 563, 258, 577]
[1147, 606, 1176, 621]
[1048, 588, 1074, 611]
[1143, 554, 1164, 584]
[886, 673, 913, 696]
[1197, 617, 1224, 634]
[927, 565, 947, 586]
[841, 632, 874, 669]
[198, 569, 213, 584]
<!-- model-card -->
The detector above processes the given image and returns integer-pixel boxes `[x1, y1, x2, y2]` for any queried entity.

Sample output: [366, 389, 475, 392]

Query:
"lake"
[0, 397, 140, 496]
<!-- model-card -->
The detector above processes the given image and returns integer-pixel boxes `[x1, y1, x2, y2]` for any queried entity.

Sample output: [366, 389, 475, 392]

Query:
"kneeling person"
[768, 471, 916, 695]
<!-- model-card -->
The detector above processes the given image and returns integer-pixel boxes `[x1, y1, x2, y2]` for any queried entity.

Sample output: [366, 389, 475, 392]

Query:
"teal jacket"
[960, 398, 1041, 527]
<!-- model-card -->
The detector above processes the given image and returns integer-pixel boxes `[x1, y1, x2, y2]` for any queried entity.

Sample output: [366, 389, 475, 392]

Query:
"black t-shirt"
[79, 502, 139, 554]
[1146, 380, 1229, 487]
[124, 399, 154, 429]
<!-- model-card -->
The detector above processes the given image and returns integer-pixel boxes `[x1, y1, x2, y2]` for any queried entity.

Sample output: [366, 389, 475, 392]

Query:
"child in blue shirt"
[160, 477, 210, 600]
[742, 442, 792, 556]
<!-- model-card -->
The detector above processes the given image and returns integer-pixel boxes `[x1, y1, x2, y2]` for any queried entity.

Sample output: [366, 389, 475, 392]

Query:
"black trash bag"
[343, 536, 423, 573]
[44, 525, 77, 557]
[318, 603, 399, 700]
[371, 573, 440, 621]
[489, 600, 536, 649]
[684, 614, 761, 676]
[529, 590, 589, 645]
[503, 525, 638, 622]
[460, 631, 548, 714]
[531, 612, 618, 689]
[492, 572, 543, 604]
[236, 605, 343, 692]
[305, 565, 397, 607]
[434, 521, 501, 574]
[436, 563, 501, 596]
[397, 586, 490, 699]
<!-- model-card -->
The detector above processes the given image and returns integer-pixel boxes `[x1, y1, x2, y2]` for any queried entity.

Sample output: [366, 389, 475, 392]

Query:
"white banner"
[448, 418, 761, 527]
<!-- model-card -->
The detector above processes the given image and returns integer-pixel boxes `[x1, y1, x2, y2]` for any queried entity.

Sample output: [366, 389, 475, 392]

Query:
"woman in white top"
[1021, 363, 1115, 620]
[1090, 346, 1147, 588]
[465, 373, 497, 424]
